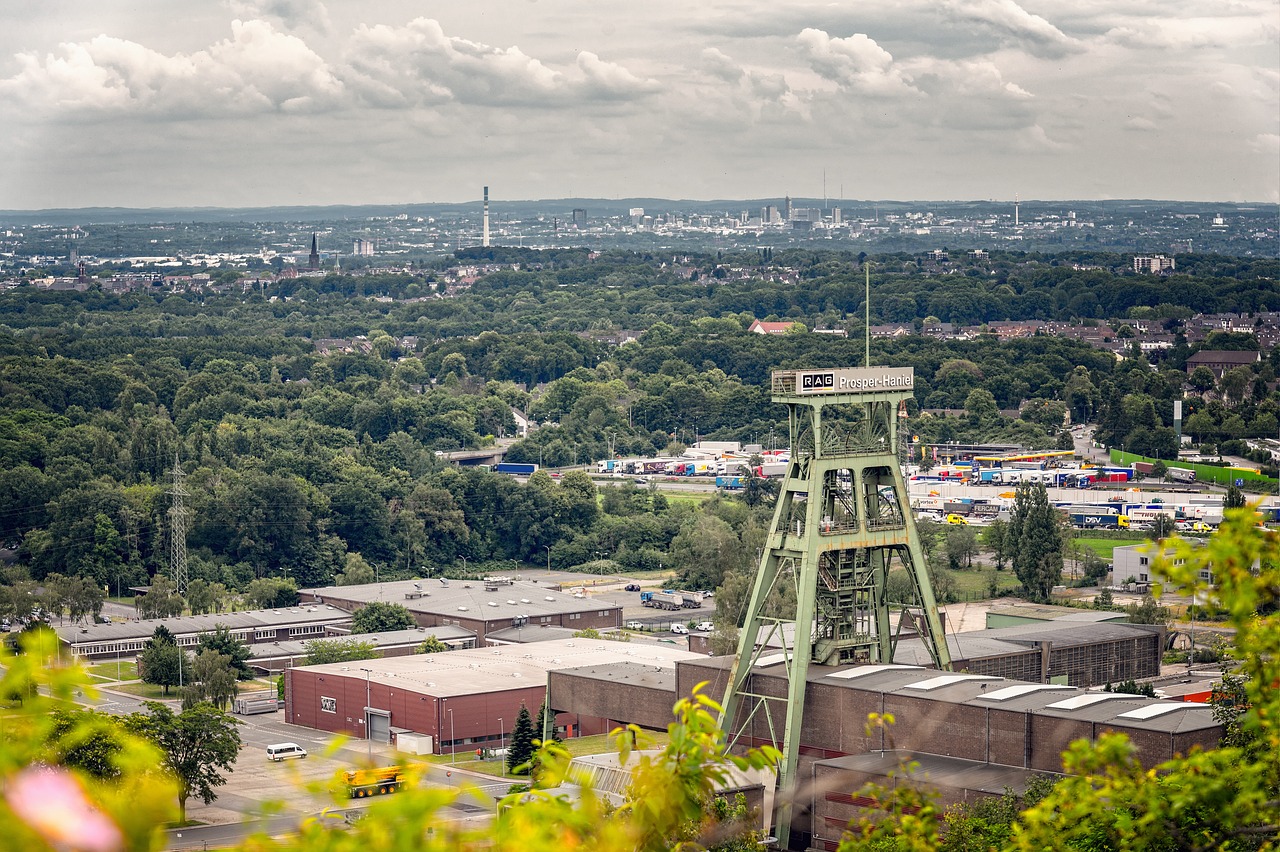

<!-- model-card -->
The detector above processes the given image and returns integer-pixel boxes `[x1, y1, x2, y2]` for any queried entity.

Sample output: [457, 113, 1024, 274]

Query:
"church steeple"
[308, 233, 320, 271]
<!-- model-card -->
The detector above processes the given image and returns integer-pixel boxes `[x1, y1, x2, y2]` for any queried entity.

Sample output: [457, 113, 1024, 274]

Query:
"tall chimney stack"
[483, 186, 490, 248]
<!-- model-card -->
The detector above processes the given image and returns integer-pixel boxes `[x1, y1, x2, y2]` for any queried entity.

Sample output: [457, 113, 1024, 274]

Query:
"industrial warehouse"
[284, 637, 703, 752]
[282, 644, 1219, 849]
[302, 577, 624, 643]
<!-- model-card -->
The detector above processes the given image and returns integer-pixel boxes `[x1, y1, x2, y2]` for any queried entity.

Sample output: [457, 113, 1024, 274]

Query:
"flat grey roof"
[893, 620, 1160, 665]
[894, 633, 1032, 664]
[763, 663, 1220, 734]
[298, 637, 703, 698]
[484, 625, 579, 643]
[554, 660, 678, 691]
[57, 605, 353, 645]
[302, 578, 623, 620]
[246, 625, 476, 660]
[983, 621, 1162, 646]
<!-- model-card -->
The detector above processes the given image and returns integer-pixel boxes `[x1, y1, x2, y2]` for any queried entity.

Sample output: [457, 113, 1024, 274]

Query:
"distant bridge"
[438, 447, 509, 466]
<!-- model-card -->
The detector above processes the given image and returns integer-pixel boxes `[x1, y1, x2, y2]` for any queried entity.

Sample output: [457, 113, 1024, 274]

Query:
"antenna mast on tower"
[168, 455, 189, 595]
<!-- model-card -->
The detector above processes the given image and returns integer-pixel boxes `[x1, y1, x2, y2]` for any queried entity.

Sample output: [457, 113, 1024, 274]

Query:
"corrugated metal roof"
[58, 606, 353, 644]
[303, 579, 623, 619]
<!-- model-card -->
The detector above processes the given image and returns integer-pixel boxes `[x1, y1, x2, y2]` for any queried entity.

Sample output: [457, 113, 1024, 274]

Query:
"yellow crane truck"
[343, 766, 404, 798]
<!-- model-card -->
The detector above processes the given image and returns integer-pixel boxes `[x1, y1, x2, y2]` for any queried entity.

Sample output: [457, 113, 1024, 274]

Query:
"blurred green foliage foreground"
[2, 508, 1277, 851]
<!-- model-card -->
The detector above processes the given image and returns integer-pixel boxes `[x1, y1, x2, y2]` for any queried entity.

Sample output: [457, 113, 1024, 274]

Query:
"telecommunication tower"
[719, 366, 951, 845]
[168, 456, 189, 595]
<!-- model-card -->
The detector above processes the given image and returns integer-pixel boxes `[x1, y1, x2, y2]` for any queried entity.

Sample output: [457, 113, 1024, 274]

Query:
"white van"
[670, 624, 689, 634]
[266, 742, 307, 761]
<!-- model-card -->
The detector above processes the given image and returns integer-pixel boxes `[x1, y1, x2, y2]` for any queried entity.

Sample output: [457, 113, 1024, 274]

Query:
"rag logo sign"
[801, 372, 834, 392]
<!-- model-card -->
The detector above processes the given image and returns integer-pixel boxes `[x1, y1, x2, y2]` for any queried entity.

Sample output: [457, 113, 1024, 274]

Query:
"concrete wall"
[548, 672, 679, 733]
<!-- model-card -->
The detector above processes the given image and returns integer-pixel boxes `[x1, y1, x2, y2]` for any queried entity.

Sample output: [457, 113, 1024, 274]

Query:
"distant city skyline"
[0, 0, 1276, 210]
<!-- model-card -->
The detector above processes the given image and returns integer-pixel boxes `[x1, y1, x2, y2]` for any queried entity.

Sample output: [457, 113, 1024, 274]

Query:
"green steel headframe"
[718, 367, 952, 847]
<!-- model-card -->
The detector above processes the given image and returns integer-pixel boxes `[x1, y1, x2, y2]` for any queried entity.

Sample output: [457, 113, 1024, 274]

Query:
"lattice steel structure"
[719, 367, 952, 846]
[168, 456, 189, 595]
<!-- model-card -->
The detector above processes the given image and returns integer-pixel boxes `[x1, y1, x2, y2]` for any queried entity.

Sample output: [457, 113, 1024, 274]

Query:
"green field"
[85, 660, 138, 681]
[1074, 537, 1131, 561]
[418, 730, 669, 775]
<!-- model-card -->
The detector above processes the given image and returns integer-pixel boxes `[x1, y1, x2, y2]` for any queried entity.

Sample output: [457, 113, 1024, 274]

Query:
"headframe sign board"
[794, 366, 914, 395]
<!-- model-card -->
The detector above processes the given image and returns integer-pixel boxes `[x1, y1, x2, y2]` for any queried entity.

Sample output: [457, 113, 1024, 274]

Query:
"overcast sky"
[0, 0, 1275, 209]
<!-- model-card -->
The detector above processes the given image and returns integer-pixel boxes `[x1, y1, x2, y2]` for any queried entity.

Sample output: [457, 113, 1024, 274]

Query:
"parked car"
[625, 621, 646, 630]
[695, 621, 714, 632]
[624, 583, 641, 592]
[634, 477, 649, 485]
[670, 624, 689, 634]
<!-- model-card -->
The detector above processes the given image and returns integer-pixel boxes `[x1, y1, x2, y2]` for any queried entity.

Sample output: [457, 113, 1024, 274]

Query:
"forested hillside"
[0, 249, 1276, 615]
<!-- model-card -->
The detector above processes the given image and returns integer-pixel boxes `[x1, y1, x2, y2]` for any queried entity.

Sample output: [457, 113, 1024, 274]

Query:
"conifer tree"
[1008, 482, 1063, 602]
[507, 704, 536, 776]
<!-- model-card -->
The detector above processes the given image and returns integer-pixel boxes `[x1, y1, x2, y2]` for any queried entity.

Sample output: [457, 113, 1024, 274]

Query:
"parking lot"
[499, 569, 720, 638]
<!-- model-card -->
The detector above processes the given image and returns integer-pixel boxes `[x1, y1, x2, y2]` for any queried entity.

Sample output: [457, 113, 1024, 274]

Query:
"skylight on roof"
[1115, 703, 1206, 721]
[977, 684, 1074, 702]
[1046, 693, 1142, 710]
[827, 665, 923, 680]
[904, 674, 1002, 691]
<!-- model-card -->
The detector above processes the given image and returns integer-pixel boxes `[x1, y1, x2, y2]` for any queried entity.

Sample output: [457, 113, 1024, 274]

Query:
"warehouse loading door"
[367, 709, 391, 744]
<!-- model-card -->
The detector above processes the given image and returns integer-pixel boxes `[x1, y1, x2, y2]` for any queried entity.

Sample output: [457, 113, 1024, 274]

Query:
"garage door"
[367, 710, 390, 744]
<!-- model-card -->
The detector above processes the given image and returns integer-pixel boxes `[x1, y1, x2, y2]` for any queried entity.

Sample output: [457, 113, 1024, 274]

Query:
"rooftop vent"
[488, 602, 499, 607]
[520, 598, 531, 604]
[544, 596, 555, 602]
[457, 606, 468, 611]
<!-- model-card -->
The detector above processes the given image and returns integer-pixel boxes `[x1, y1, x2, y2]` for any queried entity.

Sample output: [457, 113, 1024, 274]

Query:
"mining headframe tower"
[719, 366, 952, 845]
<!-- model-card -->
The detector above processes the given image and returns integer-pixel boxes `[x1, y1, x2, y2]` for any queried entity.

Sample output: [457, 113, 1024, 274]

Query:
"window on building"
[321, 697, 336, 713]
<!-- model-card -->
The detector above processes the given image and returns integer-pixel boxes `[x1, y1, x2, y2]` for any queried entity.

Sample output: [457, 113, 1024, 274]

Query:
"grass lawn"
[940, 567, 1021, 598]
[85, 660, 138, 681]
[430, 731, 671, 776]
[110, 681, 179, 699]
[1074, 537, 1127, 561]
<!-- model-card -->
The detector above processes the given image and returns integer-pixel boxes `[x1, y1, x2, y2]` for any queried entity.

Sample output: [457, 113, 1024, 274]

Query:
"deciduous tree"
[125, 702, 241, 824]
[350, 601, 415, 634]
[302, 637, 378, 665]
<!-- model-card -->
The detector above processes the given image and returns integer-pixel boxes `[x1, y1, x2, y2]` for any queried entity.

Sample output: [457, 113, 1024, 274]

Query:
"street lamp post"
[498, 717, 504, 777]
[360, 667, 373, 762]
[447, 706, 455, 765]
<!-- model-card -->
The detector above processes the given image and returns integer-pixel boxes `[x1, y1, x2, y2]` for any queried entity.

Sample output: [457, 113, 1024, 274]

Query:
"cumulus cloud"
[342, 18, 657, 109]
[228, 0, 332, 35]
[1102, 16, 1270, 50]
[0, 19, 343, 117]
[701, 48, 745, 83]
[1250, 133, 1280, 154]
[941, 0, 1078, 56]
[575, 51, 662, 100]
[795, 28, 919, 96]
